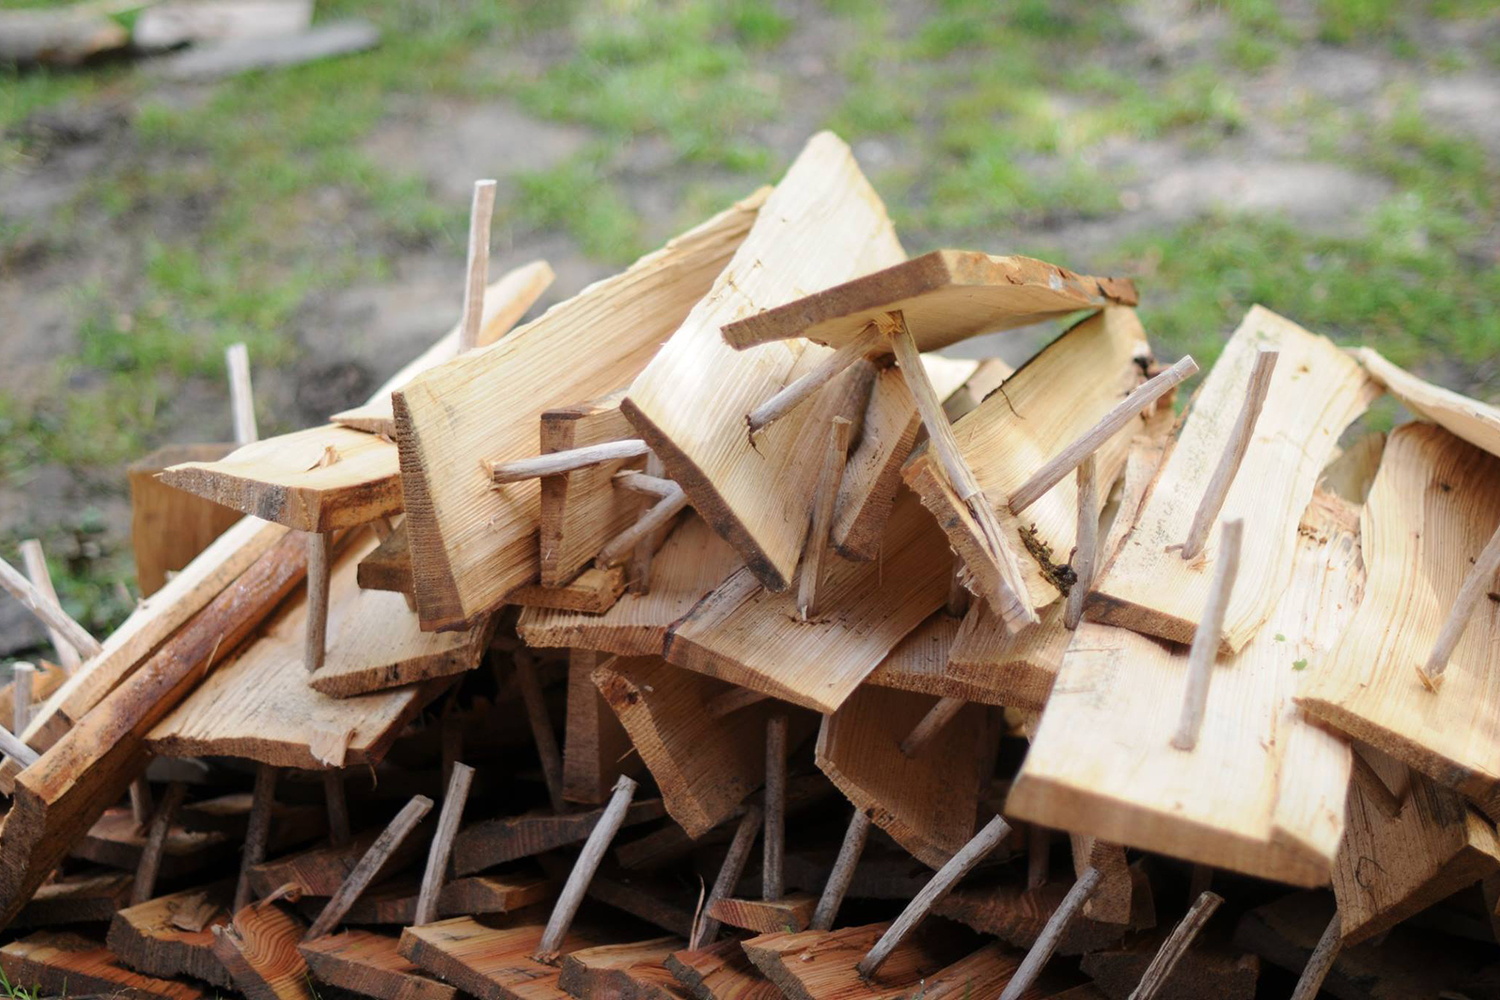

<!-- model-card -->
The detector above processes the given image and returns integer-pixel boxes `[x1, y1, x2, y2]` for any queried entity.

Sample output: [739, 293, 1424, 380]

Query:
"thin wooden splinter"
[1290, 912, 1343, 1000]
[1126, 890, 1223, 1000]
[1170, 518, 1245, 752]
[704, 685, 770, 719]
[0, 720, 39, 768]
[746, 322, 882, 438]
[1026, 825, 1051, 890]
[19, 539, 81, 671]
[515, 650, 566, 814]
[1418, 518, 1500, 691]
[997, 866, 1104, 1000]
[488, 439, 652, 484]
[131, 780, 188, 906]
[0, 554, 103, 661]
[898, 697, 965, 758]
[596, 486, 688, 568]
[234, 764, 278, 912]
[812, 808, 871, 931]
[458, 179, 498, 354]
[304, 530, 333, 674]
[11, 661, 34, 734]
[1064, 453, 1098, 630]
[1180, 348, 1278, 560]
[305, 794, 435, 940]
[414, 762, 475, 926]
[225, 342, 258, 446]
[694, 803, 763, 948]
[1010, 355, 1199, 515]
[130, 778, 154, 829]
[799, 416, 853, 620]
[534, 774, 638, 962]
[763, 714, 788, 902]
[857, 814, 1012, 979]
[324, 770, 351, 847]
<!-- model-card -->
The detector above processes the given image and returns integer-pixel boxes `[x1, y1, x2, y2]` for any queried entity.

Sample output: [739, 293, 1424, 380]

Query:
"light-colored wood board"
[211, 902, 313, 1000]
[397, 917, 599, 1000]
[563, 649, 640, 806]
[128, 443, 243, 596]
[1297, 422, 1500, 817]
[14, 870, 134, 928]
[621, 132, 906, 593]
[1068, 836, 1132, 926]
[816, 684, 999, 869]
[0, 931, 205, 1000]
[705, 894, 816, 934]
[721, 250, 1136, 353]
[107, 883, 233, 988]
[394, 190, 768, 631]
[664, 488, 949, 714]
[510, 567, 628, 615]
[518, 515, 741, 657]
[301, 929, 459, 1000]
[665, 939, 780, 1000]
[453, 798, 666, 876]
[1355, 346, 1500, 458]
[1087, 306, 1379, 652]
[1008, 491, 1364, 887]
[359, 521, 411, 595]
[309, 588, 494, 698]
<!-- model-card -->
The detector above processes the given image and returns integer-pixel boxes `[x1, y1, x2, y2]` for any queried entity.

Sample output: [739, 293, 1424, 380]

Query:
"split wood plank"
[933, 867, 1151, 958]
[14, 870, 133, 928]
[309, 587, 495, 698]
[395, 190, 768, 630]
[593, 655, 815, 838]
[1086, 306, 1379, 652]
[564, 649, 640, 805]
[398, 916, 601, 1000]
[0, 931, 206, 1000]
[721, 250, 1136, 353]
[665, 939, 780, 1000]
[300, 928, 459, 1000]
[664, 488, 950, 714]
[108, 883, 233, 989]
[453, 797, 666, 876]
[1355, 346, 1500, 458]
[459, 180, 498, 353]
[621, 132, 906, 594]
[127, 443, 243, 597]
[1297, 422, 1500, 817]
[816, 683, 1000, 869]
[1008, 491, 1364, 887]
[359, 520, 412, 595]
[331, 871, 553, 925]
[333, 261, 556, 435]
[511, 567, 628, 614]
[705, 894, 816, 934]
[559, 937, 690, 1000]
[584, 868, 698, 940]
[212, 902, 314, 1000]
[1069, 836, 1134, 927]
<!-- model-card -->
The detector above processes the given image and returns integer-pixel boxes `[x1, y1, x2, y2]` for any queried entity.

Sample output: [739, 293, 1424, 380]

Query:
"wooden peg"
[306, 794, 435, 940]
[746, 322, 883, 438]
[19, 539, 81, 671]
[628, 453, 670, 595]
[1349, 745, 1404, 819]
[323, 770, 351, 847]
[414, 761, 475, 926]
[458, 179, 498, 354]
[304, 530, 333, 674]
[704, 685, 770, 719]
[535, 774, 639, 962]
[945, 557, 970, 617]
[798, 416, 853, 621]
[234, 764, 279, 912]
[131, 780, 188, 906]
[857, 814, 1012, 979]
[0, 720, 39, 768]
[898, 697, 965, 758]
[1180, 348, 1278, 559]
[1170, 519, 1245, 751]
[694, 803, 764, 948]
[1027, 825, 1051, 890]
[887, 311, 1038, 631]
[1418, 518, 1500, 690]
[515, 650, 567, 814]
[1009, 355, 1198, 515]
[1126, 890, 1223, 1000]
[488, 440, 652, 484]
[1290, 912, 1342, 1000]
[763, 714, 788, 901]
[998, 866, 1103, 1000]
[811, 808, 871, 931]
[0, 554, 102, 661]
[596, 486, 688, 568]
[1064, 453, 1099, 630]
[129, 777, 154, 829]
[11, 661, 34, 734]
[613, 470, 678, 498]
[225, 342, 258, 446]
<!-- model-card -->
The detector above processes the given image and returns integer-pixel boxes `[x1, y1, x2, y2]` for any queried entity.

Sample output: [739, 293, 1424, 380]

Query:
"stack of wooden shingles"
[1, 129, 1499, 1000]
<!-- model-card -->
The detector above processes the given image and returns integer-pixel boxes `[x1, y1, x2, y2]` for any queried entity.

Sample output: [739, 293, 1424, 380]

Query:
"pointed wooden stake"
[898, 696, 966, 758]
[1010, 355, 1198, 515]
[811, 808, 871, 931]
[306, 794, 435, 940]
[0, 720, 38, 768]
[1418, 518, 1500, 691]
[695, 803, 764, 948]
[1065, 453, 1099, 630]
[1180, 348, 1278, 559]
[488, 440, 652, 483]
[596, 486, 689, 568]
[515, 650, 567, 814]
[324, 770, 351, 847]
[799, 416, 853, 620]
[998, 866, 1103, 1000]
[18, 539, 81, 671]
[304, 530, 333, 673]
[11, 661, 34, 734]
[234, 764, 279, 912]
[1027, 825, 1051, 890]
[535, 774, 639, 962]
[131, 780, 188, 906]
[705, 685, 770, 720]
[1126, 890, 1223, 1000]
[1291, 912, 1343, 1000]
[857, 814, 1012, 979]
[415, 762, 475, 926]
[746, 322, 883, 438]
[458, 179, 498, 354]
[1170, 518, 1245, 751]
[763, 714, 788, 902]
[225, 342, 258, 446]
[0, 554, 102, 661]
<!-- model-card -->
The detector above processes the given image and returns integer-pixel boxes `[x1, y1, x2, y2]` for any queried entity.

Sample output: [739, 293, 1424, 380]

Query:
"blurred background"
[1, 0, 1497, 656]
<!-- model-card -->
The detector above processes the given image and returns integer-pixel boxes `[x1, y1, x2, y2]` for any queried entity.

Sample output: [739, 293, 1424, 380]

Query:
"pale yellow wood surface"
[721, 249, 1137, 353]
[1086, 306, 1379, 652]
[508, 566, 627, 615]
[623, 132, 906, 594]
[1356, 346, 1500, 458]
[308, 589, 492, 698]
[128, 443, 243, 596]
[1298, 422, 1500, 816]
[1008, 491, 1364, 887]
[395, 190, 767, 630]
[664, 488, 949, 714]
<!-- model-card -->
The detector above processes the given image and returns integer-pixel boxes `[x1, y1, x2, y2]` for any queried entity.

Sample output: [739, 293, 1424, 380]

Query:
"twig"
[746, 323, 882, 438]
[458, 180, 498, 354]
[899, 697, 965, 758]
[131, 781, 189, 906]
[515, 650, 566, 814]
[304, 531, 332, 673]
[534, 775, 638, 961]
[324, 770, 351, 847]
[305, 794, 435, 940]
[1127, 890, 1223, 1000]
[414, 762, 475, 925]
[1180, 349, 1278, 559]
[487, 440, 651, 484]
[1170, 519, 1245, 751]
[763, 714, 788, 901]
[234, 764, 279, 912]
[0, 554, 103, 661]
[695, 804, 763, 948]
[798, 417, 853, 620]
[596, 486, 688, 568]
[225, 342, 258, 446]
[1290, 912, 1343, 1000]
[998, 867, 1104, 1000]
[19, 539, 81, 671]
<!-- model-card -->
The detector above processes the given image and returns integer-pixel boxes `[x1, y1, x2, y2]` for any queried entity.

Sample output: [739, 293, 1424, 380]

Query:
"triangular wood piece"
[300, 928, 459, 1000]
[107, 882, 233, 988]
[310, 591, 494, 698]
[0, 930, 205, 1000]
[71, 805, 231, 879]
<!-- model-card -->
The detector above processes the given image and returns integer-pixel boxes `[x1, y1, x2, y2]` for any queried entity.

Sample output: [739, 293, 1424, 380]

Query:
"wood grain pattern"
[72, 803, 230, 876]
[14, 870, 133, 928]
[665, 939, 780, 1000]
[397, 917, 599, 1000]
[310, 588, 494, 698]
[622, 132, 906, 594]
[1355, 346, 1500, 458]
[705, 894, 816, 934]
[359, 520, 412, 595]
[300, 928, 459, 1000]
[248, 822, 431, 900]
[108, 883, 233, 988]
[1080, 925, 1255, 1000]
[1009, 491, 1364, 887]
[453, 798, 666, 876]
[560, 938, 689, 1000]
[128, 442, 242, 596]
[933, 869, 1150, 958]
[394, 191, 767, 631]
[212, 902, 313, 1000]
[563, 649, 640, 805]
[1297, 422, 1500, 816]
[1086, 307, 1378, 652]
[511, 567, 628, 614]
[0, 930, 205, 1000]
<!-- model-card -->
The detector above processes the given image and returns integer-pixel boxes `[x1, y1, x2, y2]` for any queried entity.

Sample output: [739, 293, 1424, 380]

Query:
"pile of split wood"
[3, 130, 1500, 1000]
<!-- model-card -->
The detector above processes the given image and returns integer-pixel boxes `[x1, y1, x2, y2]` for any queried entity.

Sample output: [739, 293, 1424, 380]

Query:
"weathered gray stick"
[458, 180, 497, 354]
[1064, 453, 1098, 630]
[694, 803, 763, 948]
[306, 794, 435, 940]
[233, 764, 278, 912]
[613, 470, 678, 499]
[304, 530, 332, 673]
[131, 781, 188, 906]
[1419, 518, 1500, 690]
[746, 322, 883, 438]
[799, 416, 853, 620]
[534, 775, 638, 962]
[0, 721, 38, 768]
[1170, 518, 1245, 751]
[998, 866, 1104, 1000]
[899, 697, 966, 758]
[514, 650, 566, 814]
[1290, 912, 1343, 1000]
[488, 439, 651, 484]
[0, 554, 102, 661]
[414, 762, 475, 926]
[19, 539, 80, 671]
[225, 342, 258, 446]
[1126, 890, 1223, 1000]
[812, 808, 871, 931]
[596, 486, 688, 568]
[763, 714, 788, 901]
